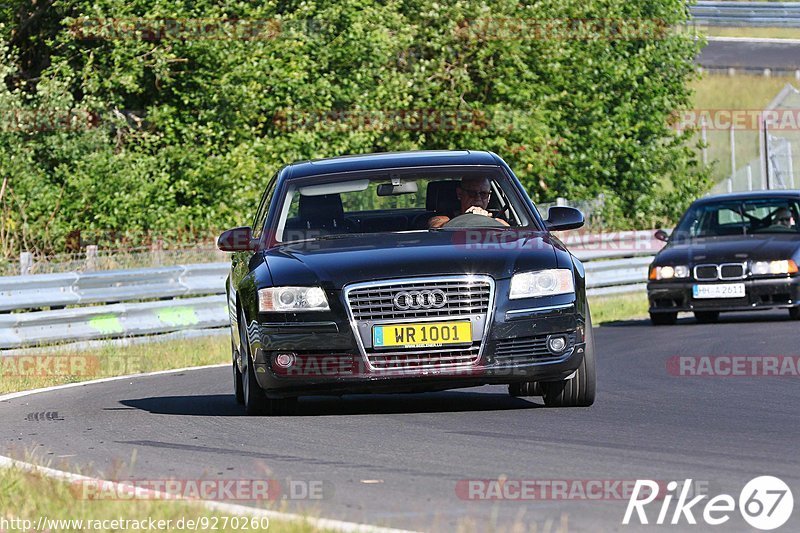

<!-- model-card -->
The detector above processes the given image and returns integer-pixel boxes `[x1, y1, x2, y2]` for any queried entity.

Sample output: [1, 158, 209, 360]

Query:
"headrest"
[299, 193, 344, 222]
[426, 180, 460, 216]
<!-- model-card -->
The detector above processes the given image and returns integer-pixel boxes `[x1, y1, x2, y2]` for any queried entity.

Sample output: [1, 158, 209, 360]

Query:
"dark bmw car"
[648, 191, 800, 325]
[218, 150, 595, 415]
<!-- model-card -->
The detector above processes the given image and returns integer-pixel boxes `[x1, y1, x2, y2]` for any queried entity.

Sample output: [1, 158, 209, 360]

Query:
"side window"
[717, 207, 743, 226]
[251, 174, 278, 238]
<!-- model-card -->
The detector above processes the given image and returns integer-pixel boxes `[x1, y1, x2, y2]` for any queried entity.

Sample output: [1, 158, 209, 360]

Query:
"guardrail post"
[151, 238, 164, 266]
[85, 245, 98, 271]
[19, 252, 32, 275]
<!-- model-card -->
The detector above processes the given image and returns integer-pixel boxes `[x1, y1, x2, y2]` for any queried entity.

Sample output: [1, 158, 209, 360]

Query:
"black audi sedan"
[218, 150, 595, 415]
[648, 190, 800, 325]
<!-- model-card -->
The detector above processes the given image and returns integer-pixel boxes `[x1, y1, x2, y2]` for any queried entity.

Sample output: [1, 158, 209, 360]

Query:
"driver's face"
[457, 178, 492, 213]
[775, 209, 794, 228]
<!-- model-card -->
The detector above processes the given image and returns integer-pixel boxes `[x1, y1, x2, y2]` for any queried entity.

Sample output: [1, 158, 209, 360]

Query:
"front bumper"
[648, 275, 800, 313]
[249, 300, 587, 398]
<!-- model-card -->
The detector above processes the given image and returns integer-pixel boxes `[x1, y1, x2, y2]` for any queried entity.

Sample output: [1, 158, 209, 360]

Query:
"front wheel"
[541, 311, 596, 407]
[694, 311, 720, 324]
[233, 355, 244, 405]
[790, 307, 800, 320]
[650, 312, 677, 326]
[239, 309, 297, 416]
[508, 381, 542, 397]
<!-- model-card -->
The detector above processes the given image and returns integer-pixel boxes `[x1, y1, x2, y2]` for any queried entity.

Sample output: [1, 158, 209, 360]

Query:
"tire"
[232, 345, 244, 405]
[238, 309, 297, 416]
[650, 312, 677, 326]
[694, 311, 719, 324]
[508, 381, 542, 397]
[790, 307, 800, 320]
[541, 311, 596, 407]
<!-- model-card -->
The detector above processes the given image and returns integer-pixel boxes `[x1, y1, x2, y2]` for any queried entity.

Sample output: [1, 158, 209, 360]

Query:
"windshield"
[274, 167, 535, 243]
[673, 198, 800, 239]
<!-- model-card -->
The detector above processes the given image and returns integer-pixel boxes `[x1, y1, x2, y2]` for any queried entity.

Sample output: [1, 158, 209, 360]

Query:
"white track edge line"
[706, 35, 800, 45]
[0, 365, 419, 533]
[0, 363, 229, 402]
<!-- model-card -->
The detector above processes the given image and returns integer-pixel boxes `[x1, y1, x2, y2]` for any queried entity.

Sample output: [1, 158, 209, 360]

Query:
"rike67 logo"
[624, 476, 793, 530]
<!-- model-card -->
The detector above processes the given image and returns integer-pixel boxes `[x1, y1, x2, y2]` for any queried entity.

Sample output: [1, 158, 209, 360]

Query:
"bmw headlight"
[509, 269, 574, 300]
[258, 287, 330, 312]
[750, 260, 799, 276]
[649, 265, 690, 281]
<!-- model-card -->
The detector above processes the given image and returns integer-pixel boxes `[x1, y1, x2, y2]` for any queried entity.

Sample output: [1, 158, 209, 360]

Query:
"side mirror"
[217, 226, 256, 252]
[654, 229, 669, 242]
[545, 206, 584, 231]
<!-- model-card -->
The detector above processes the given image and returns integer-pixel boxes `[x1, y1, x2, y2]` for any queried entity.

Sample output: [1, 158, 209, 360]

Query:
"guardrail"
[0, 233, 662, 349]
[690, 1, 800, 27]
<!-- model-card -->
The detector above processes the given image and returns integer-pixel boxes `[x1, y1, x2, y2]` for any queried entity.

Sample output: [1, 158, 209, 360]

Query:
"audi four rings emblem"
[393, 290, 448, 310]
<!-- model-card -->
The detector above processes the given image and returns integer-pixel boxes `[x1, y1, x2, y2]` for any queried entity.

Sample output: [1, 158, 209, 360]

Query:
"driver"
[773, 207, 796, 229]
[428, 176, 509, 228]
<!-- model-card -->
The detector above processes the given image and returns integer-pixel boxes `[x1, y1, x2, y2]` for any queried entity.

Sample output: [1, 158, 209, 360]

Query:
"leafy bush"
[0, 0, 708, 256]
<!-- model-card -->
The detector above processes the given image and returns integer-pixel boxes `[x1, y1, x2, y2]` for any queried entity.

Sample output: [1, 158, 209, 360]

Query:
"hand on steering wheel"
[465, 206, 491, 217]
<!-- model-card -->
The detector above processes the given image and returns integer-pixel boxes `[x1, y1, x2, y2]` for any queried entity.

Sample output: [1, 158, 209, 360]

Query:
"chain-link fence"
[707, 83, 800, 195]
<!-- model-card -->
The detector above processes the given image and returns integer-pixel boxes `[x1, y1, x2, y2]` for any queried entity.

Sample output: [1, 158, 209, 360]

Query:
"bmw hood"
[655, 234, 800, 265]
[263, 230, 561, 289]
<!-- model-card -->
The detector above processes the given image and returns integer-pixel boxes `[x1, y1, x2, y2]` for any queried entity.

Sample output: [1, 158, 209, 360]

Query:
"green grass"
[703, 26, 800, 40]
[0, 335, 229, 395]
[589, 292, 649, 325]
[689, 73, 799, 184]
[691, 74, 798, 110]
[0, 464, 326, 533]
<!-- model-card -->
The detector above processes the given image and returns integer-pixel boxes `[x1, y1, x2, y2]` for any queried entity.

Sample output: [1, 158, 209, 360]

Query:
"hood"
[264, 230, 560, 289]
[655, 234, 800, 265]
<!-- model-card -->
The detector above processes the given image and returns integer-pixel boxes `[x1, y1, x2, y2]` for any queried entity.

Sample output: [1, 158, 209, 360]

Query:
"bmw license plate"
[373, 321, 472, 349]
[692, 283, 746, 299]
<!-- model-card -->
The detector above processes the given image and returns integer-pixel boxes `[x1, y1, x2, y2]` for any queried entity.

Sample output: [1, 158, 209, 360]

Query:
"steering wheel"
[441, 213, 507, 228]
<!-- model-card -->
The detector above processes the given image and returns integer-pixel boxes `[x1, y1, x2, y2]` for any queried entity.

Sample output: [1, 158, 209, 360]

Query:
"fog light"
[275, 353, 296, 368]
[547, 335, 568, 354]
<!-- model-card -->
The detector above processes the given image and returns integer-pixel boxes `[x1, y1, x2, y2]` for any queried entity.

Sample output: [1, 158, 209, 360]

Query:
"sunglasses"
[461, 189, 491, 200]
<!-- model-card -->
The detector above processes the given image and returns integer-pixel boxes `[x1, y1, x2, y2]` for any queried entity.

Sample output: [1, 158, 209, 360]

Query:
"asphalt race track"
[699, 39, 800, 70]
[2, 311, 799, 532]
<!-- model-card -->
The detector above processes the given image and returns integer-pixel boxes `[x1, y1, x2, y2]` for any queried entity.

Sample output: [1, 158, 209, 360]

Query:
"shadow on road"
[120, 389, 543, 417]
[601, 310, 792, 328]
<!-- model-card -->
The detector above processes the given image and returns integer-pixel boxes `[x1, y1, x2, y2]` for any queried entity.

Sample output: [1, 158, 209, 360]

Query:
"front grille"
[694, 263, 746, 281]
[695, 265, 718, 281]
[345, 276, 494, 371]
[347, 279, 491, 321]
[494, 332, 577, 365]
[720, 263, 746, 280]
[368, 346, 481, 370]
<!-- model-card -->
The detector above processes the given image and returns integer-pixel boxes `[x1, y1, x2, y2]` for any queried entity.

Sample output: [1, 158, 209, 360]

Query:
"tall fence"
[696, 84, 800, 195]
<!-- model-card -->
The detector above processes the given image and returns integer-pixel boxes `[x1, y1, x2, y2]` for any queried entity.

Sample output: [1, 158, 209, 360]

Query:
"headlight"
[509, 269, 574, 299]
[649, 265, 690, 280]
[258, 287, 330, 312]
[750, 260, 799, 276]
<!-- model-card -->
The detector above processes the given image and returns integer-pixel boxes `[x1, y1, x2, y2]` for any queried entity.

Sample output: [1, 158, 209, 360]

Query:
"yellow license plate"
[373, 321, 472, 349]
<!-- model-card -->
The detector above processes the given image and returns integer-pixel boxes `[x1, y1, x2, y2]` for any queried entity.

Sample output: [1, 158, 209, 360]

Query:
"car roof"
[694, 190, 800, 205]
[283, 150, 502, 179]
